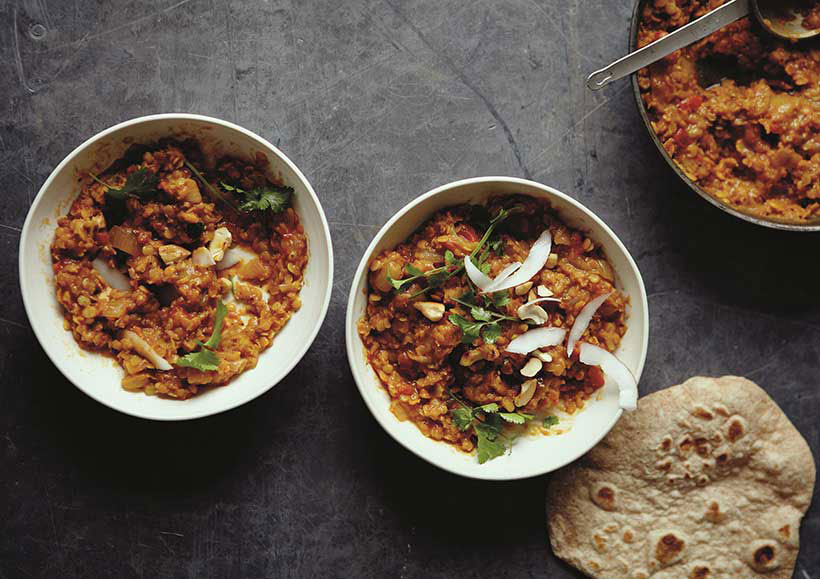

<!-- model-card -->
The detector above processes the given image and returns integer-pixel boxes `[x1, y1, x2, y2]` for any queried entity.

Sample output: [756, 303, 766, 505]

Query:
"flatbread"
[547, 376, 816, 578]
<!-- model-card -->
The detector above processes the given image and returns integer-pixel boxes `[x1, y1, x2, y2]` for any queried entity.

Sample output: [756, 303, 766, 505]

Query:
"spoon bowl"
[754, 0, 820, 40]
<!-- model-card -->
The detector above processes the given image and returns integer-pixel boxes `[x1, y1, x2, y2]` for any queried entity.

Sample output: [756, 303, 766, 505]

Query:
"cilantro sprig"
[221, 181, 292, 214]
[90, 168, 158, 201]
[447, 290, 517, 344]
[176, 300, 227, 371]
[183, 160, 240, 213]
[386, 206, 517, 298]
[449, 396, 534, 463]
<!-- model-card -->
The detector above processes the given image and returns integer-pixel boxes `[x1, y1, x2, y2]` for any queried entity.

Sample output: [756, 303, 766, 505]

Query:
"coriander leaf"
[499, 412, 534, 424]
[174, 300, 227, 372]
[476, 402, 499, 414]
[91, 168, 158, 201]
[457, 290, 477, 307]
[405, 264, 424, 277]
[444, 250, 457, 265]
[427, 269, 450, 288]
[237, 184, 292, 214]
[386, 272, 411, 291]
[478, 261, 491, 275]
[481, 322, 502, 344]
[219, 181, 238, 192]
[175, 346, 221, 371]
[451, 407, 474, 431]
[184, 160, 239, 212]
[202, 299, 227, 349]
[475, 422, 507, 464]
[489, 290, 510, 308]
[482, 412, 505, 431]
[543, 415, 559, 428]
[488, 238, 504, 254]
[470, 306, 493, 322]
[448, 314, 482, 343]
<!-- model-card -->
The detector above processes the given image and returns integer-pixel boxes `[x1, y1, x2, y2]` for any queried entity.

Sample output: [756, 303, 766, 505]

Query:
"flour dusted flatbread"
[547, 376, 816, 578]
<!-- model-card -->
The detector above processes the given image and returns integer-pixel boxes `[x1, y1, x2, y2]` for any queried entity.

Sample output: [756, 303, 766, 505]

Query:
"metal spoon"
[587, 0, 819, 91]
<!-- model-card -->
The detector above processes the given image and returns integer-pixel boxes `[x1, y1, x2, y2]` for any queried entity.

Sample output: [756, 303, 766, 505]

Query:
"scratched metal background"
[0, 1, 818, 577]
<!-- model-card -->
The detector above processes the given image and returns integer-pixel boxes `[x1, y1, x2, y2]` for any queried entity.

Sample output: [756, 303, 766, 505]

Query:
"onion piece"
[483, 230, 552, 293]
[216, 246, 257, 271]
[578, 343, 638, 410]
[92, 257, 131, 291]
[123, 330, 173, 371]
[464, 255, 493, 290]
[506, 327, 567, 355]
[109, 226, 141, 256]
[192, 247, 215, 267]
[566, 292, 612, 356]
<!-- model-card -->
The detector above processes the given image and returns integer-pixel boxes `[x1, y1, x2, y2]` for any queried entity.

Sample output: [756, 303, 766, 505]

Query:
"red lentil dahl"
[357, 195, 628, 456]
[638, 0, 820, 222]
[51, 141, 307, 399]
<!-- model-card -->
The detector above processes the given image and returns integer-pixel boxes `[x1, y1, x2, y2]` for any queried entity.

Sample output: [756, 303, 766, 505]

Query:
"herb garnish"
[221, 182, 292, 214]
[449, 396, 534, 463]
[448, 290, 518, 344]
[183, 160, 240, 213]
[543, 415, 559, 428]
[89, 168, 158, 201]
[386, 207, 516, 297]
[176, 300, 227, 371]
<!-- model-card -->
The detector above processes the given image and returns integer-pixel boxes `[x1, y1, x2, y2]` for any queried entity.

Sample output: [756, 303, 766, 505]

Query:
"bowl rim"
[628, 0, 820, 232]
[345, 176, 649, 480]
[18, 112, 334, 421]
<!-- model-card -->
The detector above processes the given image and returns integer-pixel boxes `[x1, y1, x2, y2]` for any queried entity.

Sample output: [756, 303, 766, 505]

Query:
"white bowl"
[19, 113, 333, 421]
[346, 177, 648, 480]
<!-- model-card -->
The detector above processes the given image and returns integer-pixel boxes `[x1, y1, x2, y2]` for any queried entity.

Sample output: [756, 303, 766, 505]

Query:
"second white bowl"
[346, 177, 648, 480]
[19, 114, 333, 421]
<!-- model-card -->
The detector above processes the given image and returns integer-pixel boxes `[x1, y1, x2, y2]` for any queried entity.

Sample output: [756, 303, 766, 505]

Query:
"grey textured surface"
[0, 0, 818, 577]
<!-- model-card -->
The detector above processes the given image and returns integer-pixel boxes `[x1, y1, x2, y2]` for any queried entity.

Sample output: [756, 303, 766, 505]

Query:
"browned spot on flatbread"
[655, 533, 685, 564]
[690, 566, 710, 578]
[678, 436, 694, 455]
[747, 540, 781, 572]
[778, 524, 790, 541]
[726, 416, 747, 443]
[755, 545, 774, 565]
[704, 501, 722, 523]
[590, 482, 618, 511]
[692, 405, 714, 420]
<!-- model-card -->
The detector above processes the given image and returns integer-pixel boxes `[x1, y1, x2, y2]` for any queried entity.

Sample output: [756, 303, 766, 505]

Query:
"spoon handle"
[586, 0, 750, 91]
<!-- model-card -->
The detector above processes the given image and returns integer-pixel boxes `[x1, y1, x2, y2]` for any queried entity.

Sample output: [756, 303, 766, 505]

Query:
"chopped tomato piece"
[587, 365, 606, 389]
[457, 224, 479, 242]
[673, 128, 693, 147]
[678, 95, 703, 113]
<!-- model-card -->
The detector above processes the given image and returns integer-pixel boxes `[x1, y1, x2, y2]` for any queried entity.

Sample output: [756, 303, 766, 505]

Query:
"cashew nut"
[413, 301, 445, 322]
[514, 281, 533, 296]
[515, 379, 538, 407]
[520, 357, 543, 377]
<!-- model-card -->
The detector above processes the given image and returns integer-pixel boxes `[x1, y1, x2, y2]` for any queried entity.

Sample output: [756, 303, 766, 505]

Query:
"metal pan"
[628, 0, 820, 232]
